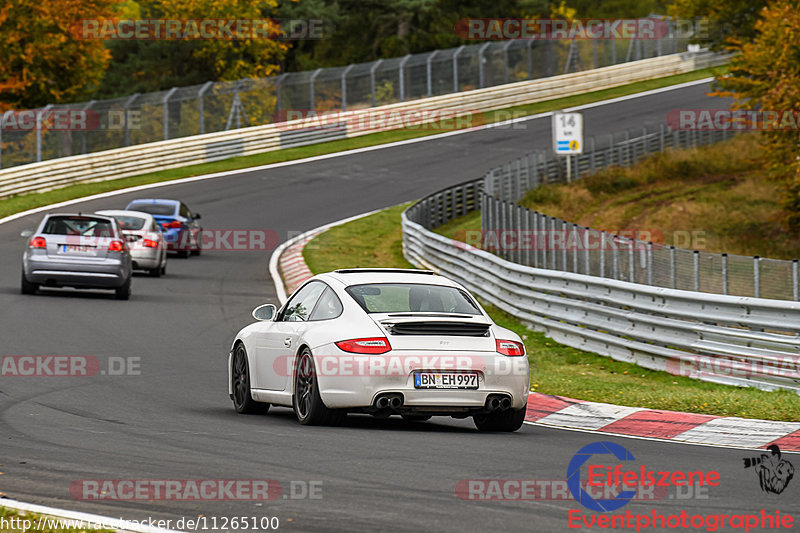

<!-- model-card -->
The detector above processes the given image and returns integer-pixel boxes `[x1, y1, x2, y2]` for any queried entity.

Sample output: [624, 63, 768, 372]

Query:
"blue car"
[124, 199, 202, 258]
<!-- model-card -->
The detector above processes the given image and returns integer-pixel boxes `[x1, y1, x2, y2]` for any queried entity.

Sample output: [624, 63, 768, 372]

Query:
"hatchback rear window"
[43, 216, 115, 237]
[127, 203, 176, 216]
[111, 215, 147, 230]
[345, 283, 481, 314]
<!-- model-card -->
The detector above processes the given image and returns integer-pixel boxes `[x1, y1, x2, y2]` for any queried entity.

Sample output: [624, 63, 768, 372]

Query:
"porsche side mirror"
[252, 303, 276, 321]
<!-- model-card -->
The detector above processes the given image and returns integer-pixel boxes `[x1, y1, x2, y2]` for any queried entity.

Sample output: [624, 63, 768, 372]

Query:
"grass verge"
[302, 204, 800, 421]
[0, 507, 113, 532]
[1, 67, 718, 220]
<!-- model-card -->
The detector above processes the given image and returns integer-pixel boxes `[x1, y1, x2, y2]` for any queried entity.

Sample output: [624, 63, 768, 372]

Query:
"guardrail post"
[123, 93, 139, 147]
[669, 246, 676, 288]
[693, 250, 700, 292]
[36, 104, 53, 162]
[453, 45, 465, 92]
[599, 230, 606, 278]
[163, 87, 178, 141]
[478, 42, 491, 88]
[646, 242, 653, 285]
[341, 64, 355, 110]
[721, 253, 728, 295]
[198, 82, 212, 134]
[793, 259, 799, 301]
[753, 256, 760, 298]
[370, 60, 383, 107]
[309, 68, 322, 111]
[426, 50, 438, 97]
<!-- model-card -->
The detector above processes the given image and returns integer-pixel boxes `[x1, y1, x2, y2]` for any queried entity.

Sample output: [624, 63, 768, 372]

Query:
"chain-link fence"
[406, 125, 800, 301]
[0, 23, 693, 169]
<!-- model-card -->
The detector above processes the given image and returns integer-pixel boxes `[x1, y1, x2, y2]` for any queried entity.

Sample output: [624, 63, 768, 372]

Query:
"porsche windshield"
[345, 283, 481, 314]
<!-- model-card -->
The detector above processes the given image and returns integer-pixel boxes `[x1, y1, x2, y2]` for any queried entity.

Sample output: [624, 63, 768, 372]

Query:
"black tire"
[231, 343, 270, 414]
[148, 266, 161, 277]
[473, 408, 526, 432]
[20, 271, 38, 295]
[401, 414, 432, 422]
[293, 348, 345, 426]
[160, 255, 167, 275]
[176, 250, 189, 258]
[114, 278, 131, 300]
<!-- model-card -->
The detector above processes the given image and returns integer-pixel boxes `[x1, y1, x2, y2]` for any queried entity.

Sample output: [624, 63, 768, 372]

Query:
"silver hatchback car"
[21, 213, 133, 300]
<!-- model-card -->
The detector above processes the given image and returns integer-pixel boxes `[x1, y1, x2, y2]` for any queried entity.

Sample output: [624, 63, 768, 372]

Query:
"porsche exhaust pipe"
[485, 394, 512, 412]
[489, 398, 501, 410]
[389, 396, 402, 409]
[376, 396, 390, 409]
[500, 397, 512, 410]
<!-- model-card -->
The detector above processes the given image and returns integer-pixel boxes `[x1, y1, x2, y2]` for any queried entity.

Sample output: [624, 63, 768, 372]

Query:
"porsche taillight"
[496, 339, 525, 356]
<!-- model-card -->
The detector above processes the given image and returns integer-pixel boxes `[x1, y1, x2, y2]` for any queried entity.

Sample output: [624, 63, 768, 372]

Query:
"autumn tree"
[714, 0, 800, 230]
[0, 0, 114, 110]
[668, 0, 769, 51]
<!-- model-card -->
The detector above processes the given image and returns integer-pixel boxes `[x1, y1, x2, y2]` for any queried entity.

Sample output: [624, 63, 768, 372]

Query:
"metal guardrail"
[402, 127, 800, 392]
[0, 51, 727, 199]
[401, 219, 800, 392]
[1, 27, 693, 169]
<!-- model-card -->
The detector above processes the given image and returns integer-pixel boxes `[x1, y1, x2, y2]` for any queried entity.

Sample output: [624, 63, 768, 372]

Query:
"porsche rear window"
[128, 203, 176, 216]
[42, 216, 115, 237]
[345, 283, 481, 314]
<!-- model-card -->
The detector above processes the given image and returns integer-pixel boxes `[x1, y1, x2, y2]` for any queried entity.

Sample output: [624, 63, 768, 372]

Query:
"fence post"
[561, 220, 568, 271]
[515, 204, 523, 264]
[721, 253, 728, 295]
[629, 240, 635, 282]
[198, 82, 212, 134]
[669, 246, 676, 289]
[793, 259, 799, 301]
[341, 64, 355, 110]
[453, 45, 465, 92]
[693, 250, 700, 292]
[599, 230, 606, 278]
[399, 54, 412, 101]
[589, 136, 596, 173]
[80, 100, 96, 154]
[162, 87, 178, 141]
[503, 40, 514, 84]
[35, 104, 53, 162]
[584, 227, 591, 275]
[426, 51, 438, 97]
[572, 223, 578, 273]
[370, 60, 383, 107]
[274, 73, 287, 114]
[592, 39, 598, 69]
[612, 237, 619, 280]
[646, 242, 653, 285]
[478, 42, 491, 88]
[550, 218, 557, 270]
[123, 94, 139, 147]
[309, 68, 322, 111]
[526, 40, 535, 79]
[753, 256, 760, 298]
[523, 207, 531, 266]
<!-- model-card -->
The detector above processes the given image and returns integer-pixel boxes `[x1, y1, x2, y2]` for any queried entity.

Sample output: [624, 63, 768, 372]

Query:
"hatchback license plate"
[414, 372, 478, 389]
[60, 245, 92, 253]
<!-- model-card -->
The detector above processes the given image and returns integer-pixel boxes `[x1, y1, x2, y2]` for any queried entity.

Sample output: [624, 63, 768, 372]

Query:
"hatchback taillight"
[29, 236, 46, 249]
[143, 239, 158, 248]
[335, 337, 392, 354]
[496, 339, 525, 356]
[108, 240, 126, 252]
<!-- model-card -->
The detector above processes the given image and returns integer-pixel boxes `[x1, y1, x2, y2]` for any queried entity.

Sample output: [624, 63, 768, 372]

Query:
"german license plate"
[414, 372, 478, 389]
[60, 245, 92, 253]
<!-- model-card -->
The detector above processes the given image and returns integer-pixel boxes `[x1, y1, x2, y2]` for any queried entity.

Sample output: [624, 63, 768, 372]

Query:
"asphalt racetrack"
[2, 82, 794, 532]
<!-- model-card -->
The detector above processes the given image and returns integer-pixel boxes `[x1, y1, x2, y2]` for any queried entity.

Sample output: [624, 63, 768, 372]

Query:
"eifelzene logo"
[743, 445, 794, 495]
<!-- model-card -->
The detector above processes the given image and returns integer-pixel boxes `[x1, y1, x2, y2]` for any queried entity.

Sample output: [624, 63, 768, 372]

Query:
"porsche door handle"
[284, 338, 292, 348]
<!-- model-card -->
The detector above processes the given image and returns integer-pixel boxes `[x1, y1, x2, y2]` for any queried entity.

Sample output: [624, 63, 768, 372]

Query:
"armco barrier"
[0, 51, 727, 199]
[401, 215, 800, 393]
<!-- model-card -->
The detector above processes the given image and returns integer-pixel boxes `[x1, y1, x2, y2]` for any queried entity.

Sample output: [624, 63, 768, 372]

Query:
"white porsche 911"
[228, 269, 530, 431]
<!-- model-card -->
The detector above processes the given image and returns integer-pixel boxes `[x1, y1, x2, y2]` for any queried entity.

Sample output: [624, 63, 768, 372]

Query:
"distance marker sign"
[552, 111, 584, 155]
